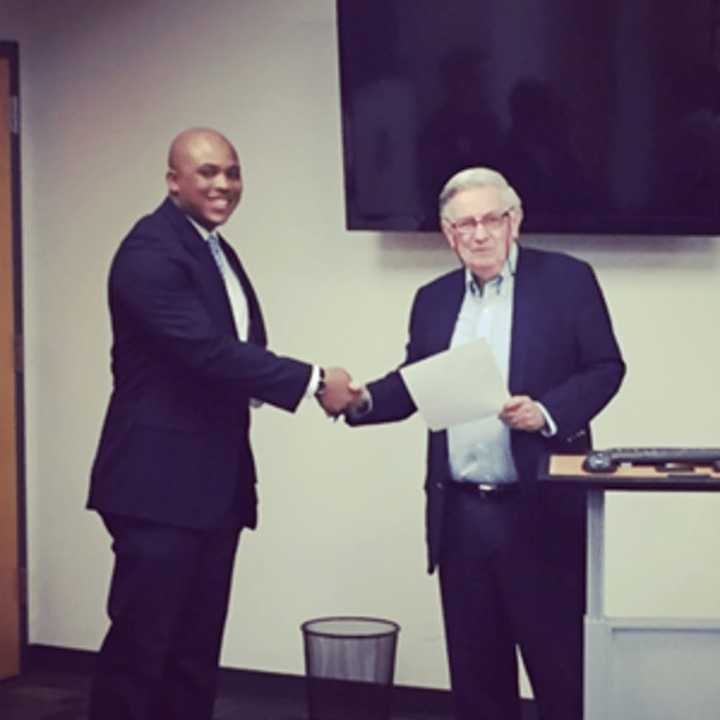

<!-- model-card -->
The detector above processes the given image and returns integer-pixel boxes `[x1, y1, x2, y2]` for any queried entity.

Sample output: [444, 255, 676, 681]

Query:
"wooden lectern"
[540, 455, 720, 720]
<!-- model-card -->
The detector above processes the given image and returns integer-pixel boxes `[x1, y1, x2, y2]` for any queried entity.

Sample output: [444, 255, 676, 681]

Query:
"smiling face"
[166, 129, 243, 230]
[441, 185, 522, 281]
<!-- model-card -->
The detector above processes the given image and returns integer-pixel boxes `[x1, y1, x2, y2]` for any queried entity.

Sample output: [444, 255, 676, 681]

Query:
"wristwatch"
[315, 367, 326, 397]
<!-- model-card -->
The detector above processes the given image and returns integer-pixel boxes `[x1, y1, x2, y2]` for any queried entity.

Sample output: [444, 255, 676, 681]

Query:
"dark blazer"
[349, 246, 625, 571]
[88, 199, 312, 530]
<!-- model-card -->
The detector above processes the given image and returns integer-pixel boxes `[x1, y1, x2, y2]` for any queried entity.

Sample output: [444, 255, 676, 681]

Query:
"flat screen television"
[337, 1, 720, 235]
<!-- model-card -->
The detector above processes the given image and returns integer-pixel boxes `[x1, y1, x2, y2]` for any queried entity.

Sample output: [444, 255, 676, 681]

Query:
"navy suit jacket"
[88, 199, 312, 530]
[350, 246, 625, 571]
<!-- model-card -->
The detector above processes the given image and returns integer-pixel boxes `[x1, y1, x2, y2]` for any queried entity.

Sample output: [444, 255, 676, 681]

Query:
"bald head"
[166, 128, 243, 230]
[168, 128, 236, 169]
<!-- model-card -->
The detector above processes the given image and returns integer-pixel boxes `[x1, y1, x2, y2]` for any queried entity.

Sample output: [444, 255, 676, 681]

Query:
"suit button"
[435, 482, 444, 490]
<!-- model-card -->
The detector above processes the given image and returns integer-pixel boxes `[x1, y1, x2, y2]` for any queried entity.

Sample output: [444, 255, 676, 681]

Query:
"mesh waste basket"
[301, 616, 400, 720]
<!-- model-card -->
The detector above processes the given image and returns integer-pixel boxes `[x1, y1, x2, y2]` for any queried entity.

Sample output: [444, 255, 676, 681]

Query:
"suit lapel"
[217, 235, 267, 347]
[159, 199, 238, 335]
[508, 247, 540, 394]
[430, 270, 465, 355]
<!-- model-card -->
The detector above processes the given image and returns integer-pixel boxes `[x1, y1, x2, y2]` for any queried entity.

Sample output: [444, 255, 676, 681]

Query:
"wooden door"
[0, 51, 21, 680]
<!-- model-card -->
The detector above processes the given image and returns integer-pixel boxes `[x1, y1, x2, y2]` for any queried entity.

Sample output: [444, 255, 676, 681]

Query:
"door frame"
[0, 40, 27, 675]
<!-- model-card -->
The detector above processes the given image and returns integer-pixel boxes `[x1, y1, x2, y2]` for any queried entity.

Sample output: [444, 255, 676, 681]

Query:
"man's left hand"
[498, 395, 545, 432]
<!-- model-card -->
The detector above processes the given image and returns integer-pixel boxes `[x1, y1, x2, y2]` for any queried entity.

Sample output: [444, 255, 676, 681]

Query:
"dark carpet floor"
[0, 646, 538, 720]
[0, 657, 445, 720]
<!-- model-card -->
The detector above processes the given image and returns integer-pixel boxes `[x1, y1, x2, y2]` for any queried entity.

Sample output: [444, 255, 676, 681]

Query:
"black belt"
[448, 481, 519, 499]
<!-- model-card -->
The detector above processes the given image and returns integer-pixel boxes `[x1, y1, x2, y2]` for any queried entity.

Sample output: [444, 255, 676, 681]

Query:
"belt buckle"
[476, 483, 499, 497]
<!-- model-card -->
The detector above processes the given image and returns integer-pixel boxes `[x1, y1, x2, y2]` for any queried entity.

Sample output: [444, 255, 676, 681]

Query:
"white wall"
[2, 0, 720, 692]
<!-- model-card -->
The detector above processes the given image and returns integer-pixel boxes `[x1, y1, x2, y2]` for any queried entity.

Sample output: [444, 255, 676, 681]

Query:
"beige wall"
[2, 0, 720, 691]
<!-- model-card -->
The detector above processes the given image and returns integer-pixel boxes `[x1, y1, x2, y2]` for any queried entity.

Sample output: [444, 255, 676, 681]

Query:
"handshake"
[315, 367, 367, 418]
[313, 367, 549, 432]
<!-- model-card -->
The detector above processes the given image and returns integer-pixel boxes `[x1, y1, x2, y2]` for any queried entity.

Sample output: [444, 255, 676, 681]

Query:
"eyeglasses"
[446, 208, 514, 241]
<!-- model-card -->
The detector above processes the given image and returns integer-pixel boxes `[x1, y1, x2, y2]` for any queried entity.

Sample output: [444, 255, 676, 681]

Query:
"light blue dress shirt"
[447, 245, 519, 485]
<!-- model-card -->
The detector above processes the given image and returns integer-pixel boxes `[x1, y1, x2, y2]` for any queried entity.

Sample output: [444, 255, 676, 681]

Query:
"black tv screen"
[337, 1, 720, 235]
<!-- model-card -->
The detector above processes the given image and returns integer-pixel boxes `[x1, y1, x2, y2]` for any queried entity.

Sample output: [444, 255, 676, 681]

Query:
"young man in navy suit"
[347, 167, 625, 720]
[88, 128, 358, 720]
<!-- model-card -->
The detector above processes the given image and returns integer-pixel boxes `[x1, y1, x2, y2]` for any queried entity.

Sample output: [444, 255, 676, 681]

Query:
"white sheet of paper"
[399, 340, 509, 431]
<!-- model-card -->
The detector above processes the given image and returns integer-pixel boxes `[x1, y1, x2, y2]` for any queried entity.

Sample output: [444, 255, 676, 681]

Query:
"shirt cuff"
[305, 365, 322, 398]
[536, 402, 558, 437]
[346, 387, 373, 419]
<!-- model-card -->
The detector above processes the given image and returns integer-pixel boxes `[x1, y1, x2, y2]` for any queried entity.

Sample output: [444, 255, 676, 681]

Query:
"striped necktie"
[205, 231, 250, 342]
[207, 232, 225, 274]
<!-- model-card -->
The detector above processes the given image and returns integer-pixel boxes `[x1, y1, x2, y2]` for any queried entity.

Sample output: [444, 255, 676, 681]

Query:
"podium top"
[540, 454, 720, 491]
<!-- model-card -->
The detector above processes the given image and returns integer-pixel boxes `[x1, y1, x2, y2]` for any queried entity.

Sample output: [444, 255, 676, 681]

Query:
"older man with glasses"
[347, 167, 625, 720]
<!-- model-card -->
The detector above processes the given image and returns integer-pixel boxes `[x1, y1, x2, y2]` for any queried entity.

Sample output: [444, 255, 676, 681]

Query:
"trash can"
[301, 616, 400, 720]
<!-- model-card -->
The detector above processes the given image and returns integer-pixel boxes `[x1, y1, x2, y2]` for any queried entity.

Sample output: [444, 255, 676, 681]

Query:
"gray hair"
[439, 167, 522, 219]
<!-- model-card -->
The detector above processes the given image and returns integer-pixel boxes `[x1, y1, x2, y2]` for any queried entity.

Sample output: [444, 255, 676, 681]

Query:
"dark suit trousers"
[89, 514, 241, 720]
[438, 484, 585, 720]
